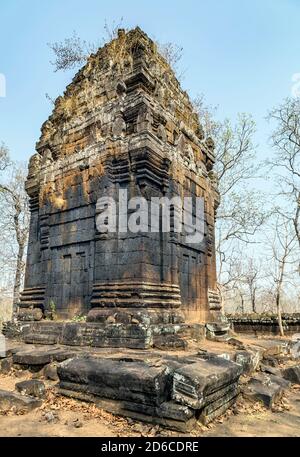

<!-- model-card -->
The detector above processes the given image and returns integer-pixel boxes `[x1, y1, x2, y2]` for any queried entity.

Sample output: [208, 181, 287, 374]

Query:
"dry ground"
[0, 370, 300, 437]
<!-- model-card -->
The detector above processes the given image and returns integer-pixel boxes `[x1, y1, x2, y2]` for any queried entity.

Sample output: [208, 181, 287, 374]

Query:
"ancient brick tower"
[19, 28, 222, 338]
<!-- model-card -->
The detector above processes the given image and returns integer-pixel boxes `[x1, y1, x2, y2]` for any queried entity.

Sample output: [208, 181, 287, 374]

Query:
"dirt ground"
[1, 370, 300, 437]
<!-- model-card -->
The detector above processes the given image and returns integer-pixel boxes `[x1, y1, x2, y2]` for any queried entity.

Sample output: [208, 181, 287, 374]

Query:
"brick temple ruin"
[2, 28, 300, 435]
[16, 27, 226, 348]
[1, 28, 253, 432]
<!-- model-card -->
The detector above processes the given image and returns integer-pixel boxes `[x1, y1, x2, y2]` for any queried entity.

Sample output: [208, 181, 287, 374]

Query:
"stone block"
[13, 350, 52, 366]
[242, 372, 289, 409]
[260, 364, 282, 377]
[12, 347, 80, 367]
[43, 362, 59, 381]
[172, 357, 242, 409]
[0, 357, 13, 374]
[282, 364, 300, 384]
[18, 308, 43, 322]
[153, 334, 187, 350]
[59, 387, 196, 433]
[24, 333, 58, 345]
[0, 389, 42, 412]
[58, 356, 170, 406]
[234, 349, 261, 374]
[206, 322, 230, 342]
[15, 380, 46, 398]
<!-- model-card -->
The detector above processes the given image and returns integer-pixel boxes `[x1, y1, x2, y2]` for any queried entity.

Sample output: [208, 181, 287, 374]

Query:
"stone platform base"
[2, 320, 205, 350]
[1, 337, 243, 431]
[2, 332, 299, 431]
[57, 354, 242, 431]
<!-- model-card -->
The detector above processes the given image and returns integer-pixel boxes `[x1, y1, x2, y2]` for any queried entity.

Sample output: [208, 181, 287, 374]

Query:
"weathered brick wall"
[20, 28, 220, 325]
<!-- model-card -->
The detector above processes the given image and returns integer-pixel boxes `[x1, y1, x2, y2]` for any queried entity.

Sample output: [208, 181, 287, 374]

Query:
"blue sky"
[0, 0, 299, 162]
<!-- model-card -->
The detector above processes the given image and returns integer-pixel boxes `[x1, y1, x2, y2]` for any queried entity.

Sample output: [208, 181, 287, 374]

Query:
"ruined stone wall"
[20, 28, 220, 324]
[228, 314, 300, 336]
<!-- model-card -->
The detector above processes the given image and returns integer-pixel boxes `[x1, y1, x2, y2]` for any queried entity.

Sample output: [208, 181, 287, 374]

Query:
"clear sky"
[0, 0, 299, 162]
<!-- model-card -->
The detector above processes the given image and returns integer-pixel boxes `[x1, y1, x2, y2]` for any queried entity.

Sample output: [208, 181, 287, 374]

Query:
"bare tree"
[268, 97, 300, 264]
[193, 98, 268, 301]
[0, 142, 10, 171]
[48, 31, 98, 72]
[0, 160, 29, 313]
[48, 19, 124, 73]
[48, 22, 185, 82]
[243, 258, 261, 314]
[266, 216, 297, 336]
[156, 41, 184, 79]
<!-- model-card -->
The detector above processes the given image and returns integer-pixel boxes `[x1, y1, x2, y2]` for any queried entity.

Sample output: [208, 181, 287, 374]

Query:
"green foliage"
[49, 300, 57, 320]
[71, 314, 87, 323]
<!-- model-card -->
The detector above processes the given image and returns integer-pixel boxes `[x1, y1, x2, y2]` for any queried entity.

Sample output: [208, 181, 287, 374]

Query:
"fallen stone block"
[15, 380, 46, 398]
[13, 347, 81, 367]
[43, 362, 59, 381]
[172, 357, 242, 409]
[262, 355, 280, 367]
[112, 397, 196, 424]
[290, 334, 300, 359]
[260, 364, 282, 377]
[156, 401, 194, 422]
[255, 339, 290, 357]
[242, 372, 289, 409]
[58, 356, 170, 406]
[13, 350, 52, 366]
[0, 389, 42, 412]
[206, 322, 230, 342]
[282, 365, 300, 384]
[47, 348, 82, 363]
[0, 357, 13, 374]
[235, 350, 261, 374]
[227, 338, 246, 350]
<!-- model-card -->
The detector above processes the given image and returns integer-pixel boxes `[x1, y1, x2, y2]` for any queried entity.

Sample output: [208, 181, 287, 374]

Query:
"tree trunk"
[241, 294, 245, 314]
[216, 283, 224, 311]
[276, 287, 284, 337]
[238, 290, 244, 314]
[13, 242, 24, 315]
[251, 290, 256, 313]
[251, 299, 256, 313]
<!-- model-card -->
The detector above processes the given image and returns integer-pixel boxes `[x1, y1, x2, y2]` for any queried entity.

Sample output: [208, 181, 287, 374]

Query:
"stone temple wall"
[19, 28, 221, 327]
[228, 314, 300, 336]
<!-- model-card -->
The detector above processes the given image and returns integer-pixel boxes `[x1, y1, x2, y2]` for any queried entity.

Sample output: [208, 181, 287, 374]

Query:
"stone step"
[86, 308, 185, 325]
[58, 388, 197, 433]
[90, 298, 182, 307]
[24, 333, 58, 345]
[19, 321, 192, 350]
